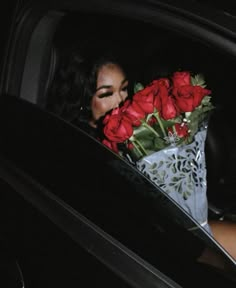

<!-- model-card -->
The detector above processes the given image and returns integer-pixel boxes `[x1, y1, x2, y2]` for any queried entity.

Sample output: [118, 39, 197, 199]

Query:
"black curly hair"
[46, 48, 130, 132]
[46, 47, 86, 122]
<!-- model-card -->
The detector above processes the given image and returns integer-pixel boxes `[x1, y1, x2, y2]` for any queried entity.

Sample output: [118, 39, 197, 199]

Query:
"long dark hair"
[47, 49, 130, 132]
[46, 47, 87, 124]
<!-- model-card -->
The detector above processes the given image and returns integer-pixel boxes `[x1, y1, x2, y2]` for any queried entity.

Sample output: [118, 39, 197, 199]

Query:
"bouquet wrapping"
[102, 71, 214, 233]
[136, 127, 210, 232]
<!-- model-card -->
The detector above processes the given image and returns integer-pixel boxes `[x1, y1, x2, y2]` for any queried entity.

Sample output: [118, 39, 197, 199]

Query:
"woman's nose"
[114, 93, 123, 107]
[118, 91, 126, 102]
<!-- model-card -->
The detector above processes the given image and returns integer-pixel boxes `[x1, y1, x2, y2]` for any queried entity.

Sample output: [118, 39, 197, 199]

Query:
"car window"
[40, 11, 236, 229]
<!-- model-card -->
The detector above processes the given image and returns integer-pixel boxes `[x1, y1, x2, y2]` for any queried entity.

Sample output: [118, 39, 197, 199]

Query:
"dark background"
[0, 0, 18, 71]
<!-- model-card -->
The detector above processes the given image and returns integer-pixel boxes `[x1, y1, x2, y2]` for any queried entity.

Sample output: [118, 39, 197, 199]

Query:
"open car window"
[16, 10, 236, 221]
[31, 9, 236, 240]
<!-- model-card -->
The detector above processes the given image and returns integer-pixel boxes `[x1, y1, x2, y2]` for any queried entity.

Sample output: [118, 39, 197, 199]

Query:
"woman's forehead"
[97, 63, 126, 84]
[99, 62, 124, 73]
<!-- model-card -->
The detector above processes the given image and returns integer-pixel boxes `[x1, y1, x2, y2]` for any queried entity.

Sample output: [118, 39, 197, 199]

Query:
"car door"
[0, 94, 187, 287]
[0, 1, 28, 287]
[0, 94, 235, 287]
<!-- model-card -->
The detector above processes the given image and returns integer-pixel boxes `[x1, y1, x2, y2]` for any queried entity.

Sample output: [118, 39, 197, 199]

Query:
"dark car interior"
[1, 2, 236, 287]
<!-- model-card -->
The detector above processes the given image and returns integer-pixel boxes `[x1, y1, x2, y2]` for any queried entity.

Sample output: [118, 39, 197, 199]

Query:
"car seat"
[19, 11, 63, 108]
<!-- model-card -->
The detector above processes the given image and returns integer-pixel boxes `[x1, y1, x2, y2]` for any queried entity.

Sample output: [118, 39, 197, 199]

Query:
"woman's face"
[90, 63, 128, 127]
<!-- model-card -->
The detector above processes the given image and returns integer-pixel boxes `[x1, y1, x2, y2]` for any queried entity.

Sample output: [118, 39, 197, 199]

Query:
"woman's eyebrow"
[122, 78, 128, 84]
[96, 78, 128, 92]
[96, 85, 111, 91]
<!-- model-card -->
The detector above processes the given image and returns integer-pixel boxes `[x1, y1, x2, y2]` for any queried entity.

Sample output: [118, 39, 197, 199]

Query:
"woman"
[47, 49, 236, 268]
[47, 50, 130, 140]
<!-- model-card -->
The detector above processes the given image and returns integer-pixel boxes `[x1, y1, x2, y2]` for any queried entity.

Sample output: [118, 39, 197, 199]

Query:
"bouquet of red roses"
[102, 71, 214, 233]
[102, 71, 213, 161]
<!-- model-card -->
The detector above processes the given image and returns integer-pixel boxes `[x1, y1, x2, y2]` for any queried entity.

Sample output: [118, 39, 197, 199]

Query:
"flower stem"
[154, 112, 167, 137]
[132, 138, 148, 157]
[142, 121, 161, 138]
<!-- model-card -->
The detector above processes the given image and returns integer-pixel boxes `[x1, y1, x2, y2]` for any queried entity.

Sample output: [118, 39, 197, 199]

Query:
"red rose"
[160, 95, 179, 120]
[150, 80, 179, 120]
[167, 123, 189, 138]
[173, 85, 211, 112]
[192, 86, 211, 107]
[122, 100, 145, 126]
[147, 115, 157, 126]
[174, 123, 189, 138]
[103, 107, 120, 125]
[152, 79, 170, 112]
[133, 85, 155, 114]
[102, 139, 119, 153]
[103, 114, 133, 143]
[127, 141, 134, 150]
[152, 78, 170, 89]
[172, 71, 191, 88]
[133, 79, 170, 115]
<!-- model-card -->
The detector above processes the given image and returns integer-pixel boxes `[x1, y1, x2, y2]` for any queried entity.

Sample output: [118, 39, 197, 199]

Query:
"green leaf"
[191, 74, 206, 87]
[201, 96, 214, 107]
[134, 82, 144, 93]
[153, 137, 166, 150]
[130, 147, 143, 160]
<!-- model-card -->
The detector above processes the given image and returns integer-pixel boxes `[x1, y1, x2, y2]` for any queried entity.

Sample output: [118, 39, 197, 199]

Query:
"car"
[0, 0, 236, 287]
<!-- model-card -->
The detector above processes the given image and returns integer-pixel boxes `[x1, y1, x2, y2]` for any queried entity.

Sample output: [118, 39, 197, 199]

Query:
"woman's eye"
[99, 92, 113, 98]
[122, 86, 128, 91]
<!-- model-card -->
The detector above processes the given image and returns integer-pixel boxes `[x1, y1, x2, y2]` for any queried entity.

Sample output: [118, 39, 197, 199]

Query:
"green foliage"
[191, 74, 206, 87]
[134, 82, 144, 93]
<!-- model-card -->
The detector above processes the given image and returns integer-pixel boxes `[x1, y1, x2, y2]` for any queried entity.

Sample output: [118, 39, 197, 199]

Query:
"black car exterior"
[0, 0, 236, 287]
